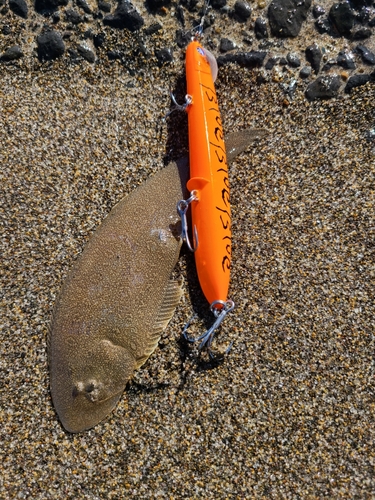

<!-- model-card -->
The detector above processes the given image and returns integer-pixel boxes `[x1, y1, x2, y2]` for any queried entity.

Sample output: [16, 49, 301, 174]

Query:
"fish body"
[49, 159, 189, 433]
[49, 122, 266, 432]
[185, 40, 231, 308]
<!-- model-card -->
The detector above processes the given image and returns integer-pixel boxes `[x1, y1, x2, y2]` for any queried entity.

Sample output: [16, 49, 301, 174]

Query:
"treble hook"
[177, 191, 199, 252]
[183, 299, 235, 356]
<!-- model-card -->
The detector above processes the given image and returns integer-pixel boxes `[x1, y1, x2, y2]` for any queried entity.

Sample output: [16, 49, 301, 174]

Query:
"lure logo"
[200, 83, 231, 273]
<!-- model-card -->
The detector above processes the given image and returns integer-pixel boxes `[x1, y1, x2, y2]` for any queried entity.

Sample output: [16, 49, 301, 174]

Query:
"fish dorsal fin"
[134, 278, 184, 368]
[226, 128, 268, 163]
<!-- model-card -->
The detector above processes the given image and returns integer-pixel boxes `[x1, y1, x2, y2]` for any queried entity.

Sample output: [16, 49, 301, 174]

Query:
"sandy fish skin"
[48, 130, 267, 433]
[49, 158, 189, 433]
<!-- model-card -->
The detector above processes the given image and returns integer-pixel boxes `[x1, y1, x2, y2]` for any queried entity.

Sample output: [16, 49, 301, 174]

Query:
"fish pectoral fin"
[226, 128, 268, 163]
[134, 278, 184, 369]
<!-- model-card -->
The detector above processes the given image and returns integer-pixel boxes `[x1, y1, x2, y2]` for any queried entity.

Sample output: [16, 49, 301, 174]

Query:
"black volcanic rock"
[305, 75, 342, 100]
[9, 0, 28, 18]
[269, 0, 312, 37]
[103, 1, 144, 31]
[329, 2, 355, 36]
[37, 31, 65, 61]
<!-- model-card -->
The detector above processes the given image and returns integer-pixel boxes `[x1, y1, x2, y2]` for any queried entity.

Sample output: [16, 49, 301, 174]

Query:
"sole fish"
[48, 130, 267, 433]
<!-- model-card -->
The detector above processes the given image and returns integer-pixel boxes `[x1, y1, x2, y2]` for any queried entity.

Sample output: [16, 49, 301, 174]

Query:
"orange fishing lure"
[177, 39, 234, 350]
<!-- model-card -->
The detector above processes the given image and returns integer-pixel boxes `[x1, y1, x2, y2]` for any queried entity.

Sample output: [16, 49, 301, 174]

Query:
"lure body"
[185, 40, 231, 308]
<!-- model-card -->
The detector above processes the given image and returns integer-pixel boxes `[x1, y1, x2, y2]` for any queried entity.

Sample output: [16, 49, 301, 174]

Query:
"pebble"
[287, 52, 301, 67]
[37, 30, 65, 61]
[217, 50, 267, 67]
[155, 46, 173, 65]
[305, 74, 342, 99]
[300, 65, 310, 78]
[345, 71, 375, 91]
[305, 43, 323, 74]
[34, 0, 68, 14]
[103, 0, 145, 31]
[355, 43, 375, 64]
[268, 0, 312, 37]
[329, 1, 355, 36]
[8, 0, 28, 18]
[254, 17, 269, 39]
[0, 44, 23, 61]
[337, 50, 356, 69]
[233, 0, 252, 22]
[77, 42, 96, 63]
[219, 37, 236, 52]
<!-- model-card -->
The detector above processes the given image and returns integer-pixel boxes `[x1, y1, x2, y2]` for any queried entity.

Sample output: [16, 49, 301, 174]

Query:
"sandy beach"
[1, 0, 375, 496]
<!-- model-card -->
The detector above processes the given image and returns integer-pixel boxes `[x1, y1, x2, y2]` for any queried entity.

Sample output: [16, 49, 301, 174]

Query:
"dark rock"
[349, 0, 373, 8]
[299, 66, 312, 78]
[180, 0, 199, 12]
[77, 43, 95, 62]
[217, 51, 267, 67]
[145, 22, 163, 36]
[37, 31, 65, 61]
[279, 57, 288, 65]
[52, 11, 60, 22]
[98, 0, 111, 12]
[155, 47, 173, 65]
[2, 25, 11, 35]
[369, 17, 375, 28]
[356, 6, 370, 24]
[107, 50, 122, 60]
[351, 28, 372, 40]
[176, 29, 191, 48]
[337, 50, 356, 69]
[305, 75, 342, 100]
[0, 45, 23, 61]
[76, 0, 92, 14]
[355, 44, 375, 64]
[220, 38, 236, 52]
[145, 0, 171, 11]
[68, 48, 79, 60]
[233, 0, 251, 22]
[315, 17, 332, 34]
[345, 73, 374, 92]
[329, 2, 354, 36]
[175, 5, 185, 26]
[287, 52, 301, 67]
[34, 0, 68, 14]
[265, 57, 278, 70]
[254, 18, 268, 39]
[312, 5, 325, 18]
[305, 43, 322, 74]
[103, 0, 144, 31]
[9, 0, 28, 18]
[65, 9, 84, 24]
[211, 0, 226, 8]
[268, 0, 312, 37]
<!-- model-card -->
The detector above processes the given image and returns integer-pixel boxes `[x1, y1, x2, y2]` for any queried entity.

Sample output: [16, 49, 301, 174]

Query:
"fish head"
[50, 338, 136, 433]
